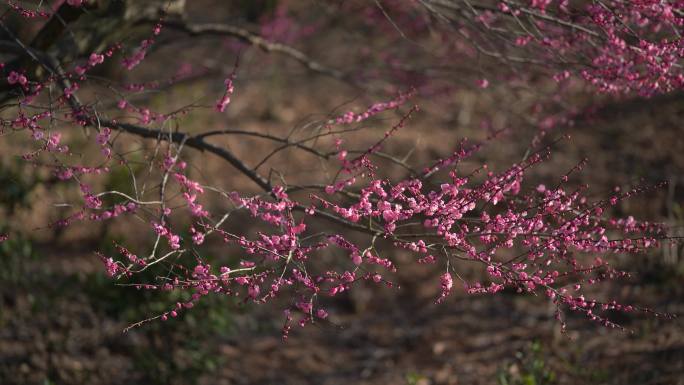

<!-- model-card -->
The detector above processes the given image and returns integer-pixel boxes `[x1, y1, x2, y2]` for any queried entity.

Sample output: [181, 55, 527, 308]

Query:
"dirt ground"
[1, 247, 682, 385]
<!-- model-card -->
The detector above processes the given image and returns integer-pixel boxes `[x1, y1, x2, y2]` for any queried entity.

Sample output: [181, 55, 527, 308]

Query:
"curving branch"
[162, 19, 348, 82]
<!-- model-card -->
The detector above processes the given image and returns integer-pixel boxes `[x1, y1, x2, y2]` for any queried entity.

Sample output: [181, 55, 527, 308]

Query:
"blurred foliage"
[0, 227, 36, 284]
[82, 272, 237, 385]
[0, 158, 39, 215]
[405, 372, 429, 385]
[498, 341, 556, 385]
[0, 228, 239, 385]
[87, 237, 240, 384]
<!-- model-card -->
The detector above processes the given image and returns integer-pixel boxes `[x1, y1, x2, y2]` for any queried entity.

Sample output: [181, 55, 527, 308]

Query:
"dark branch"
[163, 19, 347, 82]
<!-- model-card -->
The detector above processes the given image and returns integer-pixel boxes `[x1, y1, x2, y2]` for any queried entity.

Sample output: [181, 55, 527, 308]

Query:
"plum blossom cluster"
[0, 50, 672, 335]
[329, 1, 684, 96]
[469, 0, 684, 95]
[577, 1, 684, 95]
[216, 61, 239, 112]
[333, 90, 413, 124]
[122, 21, 163, 70]
[91, 124, 670, 335]
[5, 1, 52, 18]
[0, 1, 676, 339]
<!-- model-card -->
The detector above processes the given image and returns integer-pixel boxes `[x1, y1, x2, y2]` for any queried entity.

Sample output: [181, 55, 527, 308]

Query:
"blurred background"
[0, 1, 683, 384]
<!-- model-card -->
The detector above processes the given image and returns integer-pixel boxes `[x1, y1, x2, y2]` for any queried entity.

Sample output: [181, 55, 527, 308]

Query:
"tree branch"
[162, 19, 347, 82]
